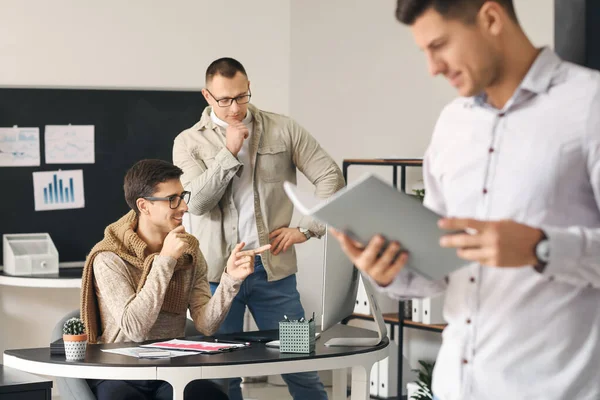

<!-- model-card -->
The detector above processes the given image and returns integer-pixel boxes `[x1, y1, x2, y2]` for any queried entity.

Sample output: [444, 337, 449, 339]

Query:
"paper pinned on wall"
[0, 127, 41, 167]
[32, 169, 85, 211]
[44, 125, 95, 164]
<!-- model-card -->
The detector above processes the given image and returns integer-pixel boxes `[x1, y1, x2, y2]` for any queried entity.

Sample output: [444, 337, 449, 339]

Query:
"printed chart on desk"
[32, 170, 85, 211]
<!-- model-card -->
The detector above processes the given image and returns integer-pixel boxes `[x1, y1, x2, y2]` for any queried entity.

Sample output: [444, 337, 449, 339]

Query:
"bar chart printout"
[32, 170, 85, 211]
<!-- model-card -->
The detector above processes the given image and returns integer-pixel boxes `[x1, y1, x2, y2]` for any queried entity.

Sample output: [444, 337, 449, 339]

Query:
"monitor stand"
[325, 273, 387, 347]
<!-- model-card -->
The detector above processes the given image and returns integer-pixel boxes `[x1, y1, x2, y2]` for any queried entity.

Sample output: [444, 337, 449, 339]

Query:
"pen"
[213, 338, 250, 346]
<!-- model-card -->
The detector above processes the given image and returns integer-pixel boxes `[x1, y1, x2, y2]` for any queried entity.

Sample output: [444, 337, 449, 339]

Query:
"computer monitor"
[321, 230, 387, 347]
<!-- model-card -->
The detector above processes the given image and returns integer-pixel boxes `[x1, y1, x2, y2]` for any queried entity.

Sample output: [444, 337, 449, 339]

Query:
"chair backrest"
[51, 309, 96, 400]
[184, 318, 201, 337]
[51, 309, 81, 342]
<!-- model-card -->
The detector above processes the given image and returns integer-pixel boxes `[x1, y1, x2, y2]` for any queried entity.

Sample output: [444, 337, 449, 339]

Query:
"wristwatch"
[533, 231, 550, 272]
[298, 227, 312, 241]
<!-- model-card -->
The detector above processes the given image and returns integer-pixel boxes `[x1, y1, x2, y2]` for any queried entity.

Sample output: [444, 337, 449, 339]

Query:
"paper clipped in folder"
[283, 173, 465, 281]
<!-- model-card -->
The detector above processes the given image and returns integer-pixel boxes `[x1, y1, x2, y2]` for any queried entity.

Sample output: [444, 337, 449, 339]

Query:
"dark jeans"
[89, 379, 228, 400]
[209, 256, 327, 400]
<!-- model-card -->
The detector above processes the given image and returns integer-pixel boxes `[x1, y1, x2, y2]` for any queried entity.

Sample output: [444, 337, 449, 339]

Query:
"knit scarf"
[80, 210, 198, 343]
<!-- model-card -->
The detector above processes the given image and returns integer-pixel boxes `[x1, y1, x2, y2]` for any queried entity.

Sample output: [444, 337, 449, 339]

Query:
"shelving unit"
[341, 158, 445, 399]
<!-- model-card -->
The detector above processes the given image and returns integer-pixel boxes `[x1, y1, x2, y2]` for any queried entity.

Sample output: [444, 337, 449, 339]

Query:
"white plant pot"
[63, 334, 88, 361]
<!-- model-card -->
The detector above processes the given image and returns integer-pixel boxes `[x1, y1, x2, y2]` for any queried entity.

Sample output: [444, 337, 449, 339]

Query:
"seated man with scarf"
[80, 159, 270, 400]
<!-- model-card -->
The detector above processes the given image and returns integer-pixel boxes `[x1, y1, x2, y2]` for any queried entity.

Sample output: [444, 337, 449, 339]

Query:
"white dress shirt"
[210, 110, 260, 250]
[379, 48, 600, 400]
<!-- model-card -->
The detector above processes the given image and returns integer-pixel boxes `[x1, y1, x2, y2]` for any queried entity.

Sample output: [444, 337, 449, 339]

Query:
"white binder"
[422, 295, 445, 325]
[378, 340, 398, 398]
[412, 299, 423, 323]
[370, 362, 379, 396]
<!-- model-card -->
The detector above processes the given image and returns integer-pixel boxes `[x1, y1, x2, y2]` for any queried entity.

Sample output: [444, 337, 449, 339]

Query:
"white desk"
[4, 325, 389, 400]
[0, 265, 82, 288]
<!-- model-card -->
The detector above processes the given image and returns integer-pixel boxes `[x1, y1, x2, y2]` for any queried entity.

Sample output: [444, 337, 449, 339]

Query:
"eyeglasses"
[143, 191, 191, 209]
[205, 88, 252, 107]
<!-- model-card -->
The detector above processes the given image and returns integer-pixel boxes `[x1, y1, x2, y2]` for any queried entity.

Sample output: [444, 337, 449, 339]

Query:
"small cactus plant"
[63, 317, 86, 336]
[62, 317, 88, 361]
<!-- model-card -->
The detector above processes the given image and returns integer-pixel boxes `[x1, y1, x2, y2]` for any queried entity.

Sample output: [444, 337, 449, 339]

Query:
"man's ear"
[202, 88, 212, 105]
[137, 198, 150, 215]
[478, 1, 505, 37]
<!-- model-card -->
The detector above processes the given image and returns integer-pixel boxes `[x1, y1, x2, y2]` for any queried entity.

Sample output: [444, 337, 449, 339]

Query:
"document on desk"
[283, 173, 467, 281]
[141, 339, 249, 354]
[101, 347, 201, 358]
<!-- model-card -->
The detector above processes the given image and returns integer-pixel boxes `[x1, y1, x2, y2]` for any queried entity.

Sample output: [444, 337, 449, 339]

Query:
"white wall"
[0, 0, 291, 115]
[290, 0, 554, 374]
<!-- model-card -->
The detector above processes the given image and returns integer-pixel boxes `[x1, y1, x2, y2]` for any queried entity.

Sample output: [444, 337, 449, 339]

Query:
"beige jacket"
[173, 104, 345, 282]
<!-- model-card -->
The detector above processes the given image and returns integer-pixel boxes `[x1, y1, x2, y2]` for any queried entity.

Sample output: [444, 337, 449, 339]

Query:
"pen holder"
[279, 317, 315, 354]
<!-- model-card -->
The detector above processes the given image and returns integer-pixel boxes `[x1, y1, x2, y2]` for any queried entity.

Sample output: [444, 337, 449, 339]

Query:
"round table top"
[4, 324, 388, 369]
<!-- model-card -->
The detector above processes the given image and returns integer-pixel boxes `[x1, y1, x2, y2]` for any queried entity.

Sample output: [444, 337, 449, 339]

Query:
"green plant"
[411, 360, 435, 400]
[413, 188, 426, 202]
[63, 317, 86, 335]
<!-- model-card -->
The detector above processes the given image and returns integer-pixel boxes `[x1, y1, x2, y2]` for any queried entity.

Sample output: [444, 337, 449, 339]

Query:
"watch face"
[537, 239, 550, 262]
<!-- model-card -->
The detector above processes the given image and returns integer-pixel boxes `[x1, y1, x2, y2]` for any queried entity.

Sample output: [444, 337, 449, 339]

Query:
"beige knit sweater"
[93, 251, 241, 343]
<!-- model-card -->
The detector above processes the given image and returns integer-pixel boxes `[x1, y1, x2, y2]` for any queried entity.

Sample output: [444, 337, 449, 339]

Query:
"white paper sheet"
[45, 125, 95, 164]
[32, 169, 85, 211]
[101, 347, 201, 358]
[0, 127, 41, 167]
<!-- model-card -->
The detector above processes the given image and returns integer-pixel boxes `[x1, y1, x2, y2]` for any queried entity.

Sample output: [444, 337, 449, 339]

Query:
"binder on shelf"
[370, 363, 379, 396]
[411, 299, 423, 323]
[378, 340, 398, 398]
[422, 295, 445, 325]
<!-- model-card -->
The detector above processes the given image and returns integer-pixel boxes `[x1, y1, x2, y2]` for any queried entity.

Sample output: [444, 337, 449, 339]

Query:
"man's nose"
[426, 53, 445, 76]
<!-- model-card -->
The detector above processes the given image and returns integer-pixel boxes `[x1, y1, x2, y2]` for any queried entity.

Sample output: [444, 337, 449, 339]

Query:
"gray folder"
[284, 173, 466, 281]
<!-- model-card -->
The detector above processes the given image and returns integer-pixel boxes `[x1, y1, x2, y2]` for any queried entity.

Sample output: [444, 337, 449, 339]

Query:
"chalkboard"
[0, 88, 207, 263]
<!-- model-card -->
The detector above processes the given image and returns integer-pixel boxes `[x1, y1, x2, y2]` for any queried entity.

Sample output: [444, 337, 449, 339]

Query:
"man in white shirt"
[332, 1, 600, 399]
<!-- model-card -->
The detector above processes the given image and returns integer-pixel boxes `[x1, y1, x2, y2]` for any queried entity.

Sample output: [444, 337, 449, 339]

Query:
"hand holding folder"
[283, 174, 466, 282]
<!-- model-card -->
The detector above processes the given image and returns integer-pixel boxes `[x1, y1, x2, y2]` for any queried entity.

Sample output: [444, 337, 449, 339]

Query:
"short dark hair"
[124, 159, 183, 214]
[396, 0, 517, 25]
[205, 57, 248, 84]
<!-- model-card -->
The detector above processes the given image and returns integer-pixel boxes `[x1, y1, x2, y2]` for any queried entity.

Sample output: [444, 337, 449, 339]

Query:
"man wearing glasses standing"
[81, 159, 269, 399]
[173, 58, 344, 400]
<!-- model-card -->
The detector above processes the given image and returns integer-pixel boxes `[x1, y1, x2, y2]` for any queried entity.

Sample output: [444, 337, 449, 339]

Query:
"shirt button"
[483, 188, 488, 194]
[498, 112, 505, 117]
[462, 358, 469, 364]
[466, 318, 472, 324]
[470, 277, 476, 283]
[488, 147, 494, 153]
